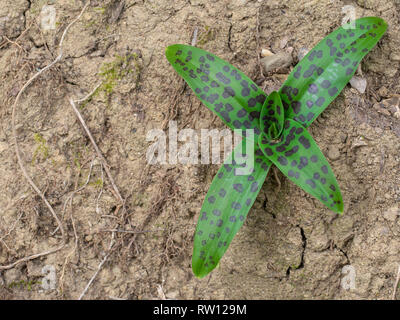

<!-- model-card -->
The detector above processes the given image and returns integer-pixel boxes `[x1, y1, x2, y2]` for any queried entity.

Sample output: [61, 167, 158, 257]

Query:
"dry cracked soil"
[0, 0, 399, 300]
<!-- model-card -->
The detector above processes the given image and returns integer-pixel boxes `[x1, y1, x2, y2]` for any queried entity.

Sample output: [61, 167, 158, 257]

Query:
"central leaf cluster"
[259, 91, 285, 143]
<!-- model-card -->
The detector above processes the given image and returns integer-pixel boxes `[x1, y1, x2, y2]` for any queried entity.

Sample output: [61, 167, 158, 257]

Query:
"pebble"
[261, 48, 274, 57]
[261, 52, 293, 73]
[390, 52, 400, 61]
[350, 137, 367, 150]
[297, 47, 309, 61]
[372, 96, 397, 117]
[280, 37, 289, 49]
[378, 86, 389, 98]
[373, 103, 391, 116]
[286, 46, 294, 55]
[172, 232, 182, 244]
[349, 76, 367, 94]
[383, 95, 400, 117]
[40, 5, 56, 31]
[327, 145, 340, 161]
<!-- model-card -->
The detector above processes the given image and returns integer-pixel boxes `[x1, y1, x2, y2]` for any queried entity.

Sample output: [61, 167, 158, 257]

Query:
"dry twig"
[69, 98, 125, 207]
[3, 36, 27, 53]
[78, 234, 115, 300]
[74, 82, 102, 104]
[69, 53, 130, 300]
[58, 159, 96, 292]
[0, 21, 32, 51]
[98, 228, 164, 234]
[0, 212, 25, 253]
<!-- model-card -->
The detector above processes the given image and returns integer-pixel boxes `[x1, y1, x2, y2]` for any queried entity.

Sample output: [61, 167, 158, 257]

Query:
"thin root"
[1, 1, 90, 272]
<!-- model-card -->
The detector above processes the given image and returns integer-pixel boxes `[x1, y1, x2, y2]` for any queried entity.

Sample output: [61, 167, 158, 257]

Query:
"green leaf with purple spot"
[280, 17, 387, 127]
[259, 119, 343, 213]
[165, 44, 266, 141]
[193, 139, 271, 278]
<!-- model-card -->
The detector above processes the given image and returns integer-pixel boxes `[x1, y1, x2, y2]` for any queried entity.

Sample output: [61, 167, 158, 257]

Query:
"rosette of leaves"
[165, 17, 387, 278]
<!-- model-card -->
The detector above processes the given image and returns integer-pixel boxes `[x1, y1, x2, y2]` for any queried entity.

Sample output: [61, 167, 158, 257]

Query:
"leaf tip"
[334, 199, 344, 214]
[165, 44, 176, 60]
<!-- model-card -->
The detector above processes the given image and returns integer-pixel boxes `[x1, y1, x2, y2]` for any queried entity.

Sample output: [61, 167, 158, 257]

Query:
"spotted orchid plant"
[165, 17, 387, 278]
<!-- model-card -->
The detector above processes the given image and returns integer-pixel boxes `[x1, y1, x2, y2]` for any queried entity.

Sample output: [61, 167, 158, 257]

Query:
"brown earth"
[0, 0, 399, 300]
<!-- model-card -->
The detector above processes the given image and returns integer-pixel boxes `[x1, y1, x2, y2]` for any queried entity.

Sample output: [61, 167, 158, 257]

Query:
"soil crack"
[23, 0, 32, 30]
[286, 225, 307, 278]
[332, 242, 351, 265]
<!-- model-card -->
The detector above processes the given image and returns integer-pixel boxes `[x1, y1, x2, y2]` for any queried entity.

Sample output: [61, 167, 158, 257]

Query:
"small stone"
[390, 52, 400, 61]
[40, 5, 56, 31]
[383, 206, 399, 222]
[280, 37, 289, 49]
[286, 46, 294, 54]
[261, 48, 274, 57]
[172, 232, 182, 243]
[373, 102, 391, 116]
[261, 52, 293, 73]
[349, 76, 367, 94]
[297, 47, 309, 61]
[377, 86, 389, 98]
[327, 145, 340, 161]
[351, 137, 368, 150]
[381, 95, 400, 116]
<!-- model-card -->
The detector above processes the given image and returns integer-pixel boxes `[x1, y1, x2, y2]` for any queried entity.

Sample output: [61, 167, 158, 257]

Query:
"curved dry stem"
[1, 2, 90, 271]
[68, 98, 125, 207]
